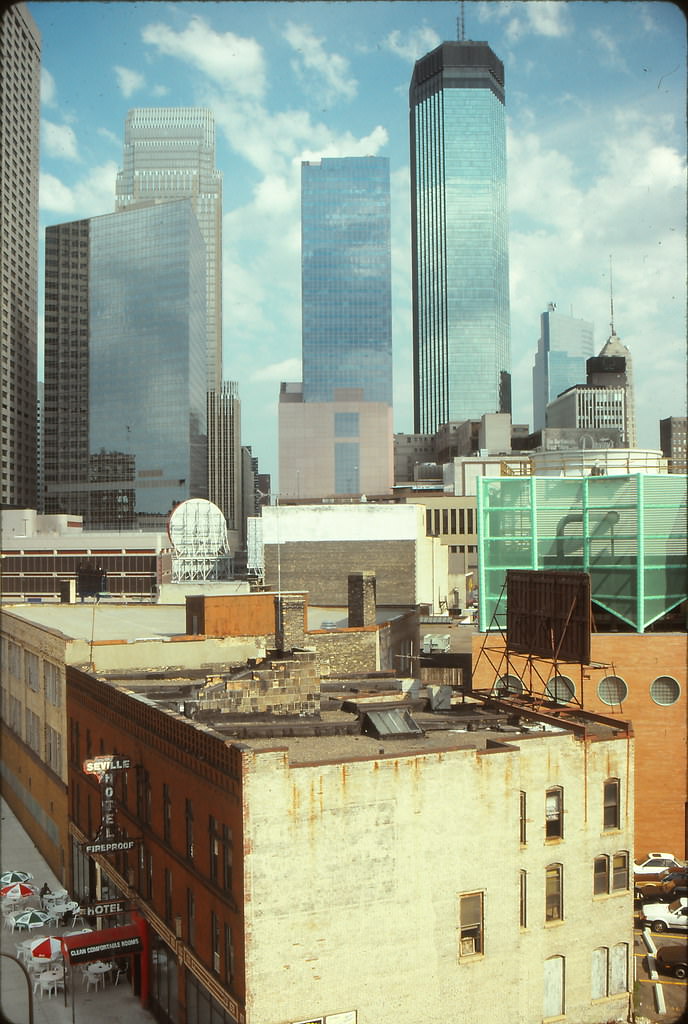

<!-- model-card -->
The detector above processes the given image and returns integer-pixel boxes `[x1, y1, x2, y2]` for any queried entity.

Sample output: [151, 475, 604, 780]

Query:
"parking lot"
[633, 924, 687, 1023]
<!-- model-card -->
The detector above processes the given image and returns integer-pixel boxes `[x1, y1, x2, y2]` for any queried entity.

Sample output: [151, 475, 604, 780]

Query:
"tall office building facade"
[532, 304, 594, 432]
[44, 201, 207, 530]
[279, 157, 393, 499]
[207, 381, 242, 546]
[115, 108, 223, 392]
[410, 41, 511, 433]
[1, 3, 40, 508]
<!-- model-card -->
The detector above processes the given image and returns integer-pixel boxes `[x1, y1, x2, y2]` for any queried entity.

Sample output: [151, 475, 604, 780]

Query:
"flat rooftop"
[97, 671, 627, 765]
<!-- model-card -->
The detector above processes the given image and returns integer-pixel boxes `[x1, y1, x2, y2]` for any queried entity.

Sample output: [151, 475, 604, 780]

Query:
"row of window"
[3, 640, 63, 706]
[519, 779, 621, 843]
[497, 672, 681, 707]
[3, 693, 62, 772]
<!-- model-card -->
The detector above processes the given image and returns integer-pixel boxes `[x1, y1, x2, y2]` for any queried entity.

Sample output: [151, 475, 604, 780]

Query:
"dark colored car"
[637, 869, 688, 903]
[656, 944, 688, 980]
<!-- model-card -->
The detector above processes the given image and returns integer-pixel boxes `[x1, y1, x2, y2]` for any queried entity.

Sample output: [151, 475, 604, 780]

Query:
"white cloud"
[152, 84, 169, 98]
[114, 65, 145, 98]
[42, 121, 79, 161]
[39, 161, 119, 217]
[478, 1, 571, 44]
[383, 27, 441, 62]
[41, 68, 56, 107]
[590, 27, 629, 73]
[283, 22, 357, 104]
[97, 126, 120, 147]
[142, 17, 266, 99]
[252, 358, 302, 383]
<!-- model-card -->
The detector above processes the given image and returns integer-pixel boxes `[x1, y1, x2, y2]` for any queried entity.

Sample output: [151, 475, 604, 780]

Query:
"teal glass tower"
[410, 41, 511, 433]
[301, 157, 392, 404]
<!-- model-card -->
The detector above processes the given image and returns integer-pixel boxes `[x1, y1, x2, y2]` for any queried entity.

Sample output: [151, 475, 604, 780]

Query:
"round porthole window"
[546, 675, 575, 704]
[598, 675, 628, 706]
[650, 676, 680, 706]
[495, 673, 523, 695]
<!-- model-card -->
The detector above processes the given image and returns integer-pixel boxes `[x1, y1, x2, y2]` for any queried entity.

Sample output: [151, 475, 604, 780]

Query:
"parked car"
[634, 853, 683, 880]
[639, 897, 688, 933]
[636, 868, 688, 902]
[655, 944, 688, 980]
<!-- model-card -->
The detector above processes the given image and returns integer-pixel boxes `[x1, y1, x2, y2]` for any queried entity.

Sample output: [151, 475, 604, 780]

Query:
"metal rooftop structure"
[477, 473, 687, 634]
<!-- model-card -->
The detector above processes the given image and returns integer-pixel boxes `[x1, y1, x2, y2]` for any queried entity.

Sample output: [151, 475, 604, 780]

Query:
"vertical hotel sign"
[83, 756, 137, 854]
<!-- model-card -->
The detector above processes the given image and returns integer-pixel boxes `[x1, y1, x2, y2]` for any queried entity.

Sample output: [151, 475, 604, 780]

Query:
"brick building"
[65, 665, 633, 1024]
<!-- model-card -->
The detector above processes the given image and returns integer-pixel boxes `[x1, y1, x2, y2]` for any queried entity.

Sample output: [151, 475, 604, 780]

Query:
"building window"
[185, 799, 194, 860]
[25, 709, 41, 754]
[334, 411, 359, 438]
[187, 888, 195, 949]
[592, 944, 628, 998]
[25, 651, 39, 692]
[545, 864, 563, 921]
[224, 924, 235, 984]
[545, 787, 563, 839]
[209, 816, 219, 884]
[545, 674, 575, 704]
[519, 871, 527, 928]
[163, 784, 172, 845]
[650, 675, 680, 706]
[544, 955, 565, 1018]
[136, 767, 151, 824]
[593, 856, 609, 895]
[222, 824, 233, 892]
[44, 661, 61, 706]
[611, 852, 629, 892]
[458, 892, 483, 957]
[164, 869, 173, 924]
[497, 673, 524, 696]
[598, 675, 628, 705]
[211, 910, 220, 974]
[603, 778, 620, 830]
[45, 724, 61, 773]
[519, 791, 527, 845]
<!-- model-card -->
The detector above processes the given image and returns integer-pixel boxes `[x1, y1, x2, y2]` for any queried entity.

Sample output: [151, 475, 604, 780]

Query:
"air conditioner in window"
[460, 936, 476, 956]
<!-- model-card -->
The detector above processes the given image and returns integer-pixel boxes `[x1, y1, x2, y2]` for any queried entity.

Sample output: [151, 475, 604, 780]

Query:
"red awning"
[62, 923, 143, 964]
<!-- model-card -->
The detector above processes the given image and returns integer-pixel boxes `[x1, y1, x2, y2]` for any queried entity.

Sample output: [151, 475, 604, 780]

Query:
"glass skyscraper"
[410, 41, 511, 433]
[44, 201, 207, 529]
[532, 305, 594, 432]
[301, 157, 392, 404]
[116, 108, 223, 392]
[1, 3, 41, 508]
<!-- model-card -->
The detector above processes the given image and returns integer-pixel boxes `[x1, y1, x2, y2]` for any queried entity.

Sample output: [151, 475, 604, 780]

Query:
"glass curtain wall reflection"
[44, 200, 207, 529]
[410, 42, 511, 432]
[532, 305, 594, 432]
[301, 157, 392, 404]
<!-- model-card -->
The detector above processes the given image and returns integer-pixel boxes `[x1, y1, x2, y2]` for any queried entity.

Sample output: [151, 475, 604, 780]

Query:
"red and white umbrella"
[28, 935, 63, 961]
[0, 882, 36, 900]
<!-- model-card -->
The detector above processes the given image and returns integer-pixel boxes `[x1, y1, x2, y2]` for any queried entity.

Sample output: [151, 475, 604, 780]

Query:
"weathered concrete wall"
[241, 731, 634, 1024]
[200, 651, 320, 716]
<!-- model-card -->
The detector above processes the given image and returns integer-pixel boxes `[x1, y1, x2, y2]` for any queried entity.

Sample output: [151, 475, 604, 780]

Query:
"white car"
[634, 853, 682, 878]
[640, 898, 688, 933]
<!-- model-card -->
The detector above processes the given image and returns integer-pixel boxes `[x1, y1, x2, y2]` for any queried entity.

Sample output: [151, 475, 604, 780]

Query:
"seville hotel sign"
[83, 755, 137, 854]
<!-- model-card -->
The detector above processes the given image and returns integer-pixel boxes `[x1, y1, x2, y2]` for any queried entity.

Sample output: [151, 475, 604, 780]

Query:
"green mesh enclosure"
[477, 474, 687, 633]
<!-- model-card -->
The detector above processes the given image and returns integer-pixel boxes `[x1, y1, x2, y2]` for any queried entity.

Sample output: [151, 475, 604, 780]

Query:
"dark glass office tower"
[410, 42, 511, 433]
[44, 201, 207, 529]
[301, 157, 392, 404]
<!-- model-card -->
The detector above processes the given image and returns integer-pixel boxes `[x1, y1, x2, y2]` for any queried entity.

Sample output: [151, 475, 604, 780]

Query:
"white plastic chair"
[85, 967, 104, 992]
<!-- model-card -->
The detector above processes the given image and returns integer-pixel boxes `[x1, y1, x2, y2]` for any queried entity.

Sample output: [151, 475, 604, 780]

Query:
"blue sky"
[30, 0, 686, 483]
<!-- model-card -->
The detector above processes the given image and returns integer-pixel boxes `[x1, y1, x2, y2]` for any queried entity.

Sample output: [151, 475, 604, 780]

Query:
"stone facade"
[199, 651, 320, 716]
[347, 570, 376, 627]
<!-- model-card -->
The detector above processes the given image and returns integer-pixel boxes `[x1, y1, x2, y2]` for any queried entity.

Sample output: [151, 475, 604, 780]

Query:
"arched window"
[593, 856, 609, 895]
[545, 787, 564, 839]
[545, 864, 563, 921]
[603, 778, 620, 830]
[544, 955, 565, 1017]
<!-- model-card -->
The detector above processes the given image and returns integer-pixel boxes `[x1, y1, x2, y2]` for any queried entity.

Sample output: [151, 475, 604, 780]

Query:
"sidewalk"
[1, 796, 157, 1024]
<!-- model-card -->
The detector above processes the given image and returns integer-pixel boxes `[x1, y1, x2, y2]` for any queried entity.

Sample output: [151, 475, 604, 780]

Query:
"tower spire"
[457, 1, 465, 41]
[609, 253, 615, 336]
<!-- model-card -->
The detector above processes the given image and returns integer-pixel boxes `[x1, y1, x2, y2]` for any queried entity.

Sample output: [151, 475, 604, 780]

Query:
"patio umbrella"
[0, 871, 33, 885]
[12, 909, 50, 929]
[0, 882, 36, 899]
[28, 935, 63, 961]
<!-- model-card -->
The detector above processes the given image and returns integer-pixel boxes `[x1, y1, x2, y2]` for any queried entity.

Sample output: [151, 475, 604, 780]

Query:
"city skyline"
[29, 1, 686, 482]
[410, 39, 511, 433]
[532, 305, 594, 433]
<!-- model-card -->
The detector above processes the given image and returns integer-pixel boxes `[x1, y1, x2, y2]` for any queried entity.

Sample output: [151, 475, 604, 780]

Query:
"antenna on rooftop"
[608, 253, 615, 335]
[457, 0, 465, 41]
